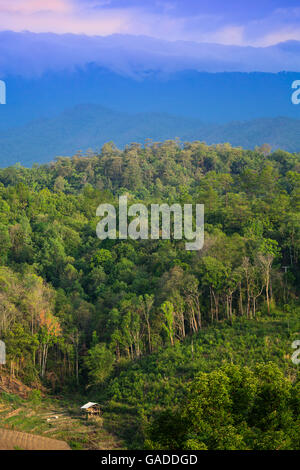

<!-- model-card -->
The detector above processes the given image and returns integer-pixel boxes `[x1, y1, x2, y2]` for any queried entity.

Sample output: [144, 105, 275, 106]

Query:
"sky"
[1, 0, 300, 46]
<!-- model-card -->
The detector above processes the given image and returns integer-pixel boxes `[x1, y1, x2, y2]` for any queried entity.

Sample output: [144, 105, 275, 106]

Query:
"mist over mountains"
[0, 31, 300, 128]
[2, 31, 300, 78]
[1, 31, 300, 166]
[1, 104, 300, 167]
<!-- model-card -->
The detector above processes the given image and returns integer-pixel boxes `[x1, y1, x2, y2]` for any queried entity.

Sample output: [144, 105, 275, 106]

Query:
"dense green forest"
[0, 140, 299, 449]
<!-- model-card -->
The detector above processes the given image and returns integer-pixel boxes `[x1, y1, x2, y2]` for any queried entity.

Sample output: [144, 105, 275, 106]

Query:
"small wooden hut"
[81, 402, 101, 419]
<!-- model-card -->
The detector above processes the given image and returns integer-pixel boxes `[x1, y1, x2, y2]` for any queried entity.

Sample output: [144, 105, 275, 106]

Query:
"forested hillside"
[0, 140, 299, 449]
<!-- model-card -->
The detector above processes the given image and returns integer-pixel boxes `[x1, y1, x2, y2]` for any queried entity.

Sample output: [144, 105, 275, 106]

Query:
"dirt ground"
[0, 374, 35, 398]
[0, 372, 124, 450]
[0, 427, 71, 450]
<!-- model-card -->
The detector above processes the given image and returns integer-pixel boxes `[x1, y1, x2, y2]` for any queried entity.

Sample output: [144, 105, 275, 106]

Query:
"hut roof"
[81, 402, 98, 410]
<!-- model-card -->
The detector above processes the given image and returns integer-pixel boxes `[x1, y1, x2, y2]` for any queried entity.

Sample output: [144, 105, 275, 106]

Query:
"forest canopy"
[0, 140, 299, 449]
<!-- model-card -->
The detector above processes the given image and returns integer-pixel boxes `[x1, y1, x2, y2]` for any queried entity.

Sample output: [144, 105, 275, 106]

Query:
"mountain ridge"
[1, 104, 300, 167]
[2, 31, 300, 78]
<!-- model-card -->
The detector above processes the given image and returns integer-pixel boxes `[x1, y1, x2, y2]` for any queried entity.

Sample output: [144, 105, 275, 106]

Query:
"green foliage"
[147, 363, 299, 450]
[0, 140, 299, 449]
[84, 343, 115, 386]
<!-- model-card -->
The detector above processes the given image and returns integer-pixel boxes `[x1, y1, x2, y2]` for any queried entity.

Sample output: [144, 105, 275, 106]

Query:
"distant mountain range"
[2, 31, 300, 77]
[0, 104, 299, 167]
[1, 31, 300, 166]
[1, 67, 300, 130]
[1, 31, 300, 130]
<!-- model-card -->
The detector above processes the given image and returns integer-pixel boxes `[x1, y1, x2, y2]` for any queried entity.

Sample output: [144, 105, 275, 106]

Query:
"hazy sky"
[1, 0, 300, 46]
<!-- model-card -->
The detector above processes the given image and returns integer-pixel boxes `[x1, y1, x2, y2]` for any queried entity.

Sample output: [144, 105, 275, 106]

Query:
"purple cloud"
[1, 0, 300, 47]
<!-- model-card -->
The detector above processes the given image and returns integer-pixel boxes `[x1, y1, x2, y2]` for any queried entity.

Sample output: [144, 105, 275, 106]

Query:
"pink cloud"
[0, 0, 71, 14]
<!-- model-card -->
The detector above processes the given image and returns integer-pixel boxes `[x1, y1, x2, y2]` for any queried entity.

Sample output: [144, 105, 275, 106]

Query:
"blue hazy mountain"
[2, 31, 300, 77]
[1, 66, 300, 130]
[1, 104, 300, 167]
[1, 31, 300, 166]
[1, 31, 300, 130]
